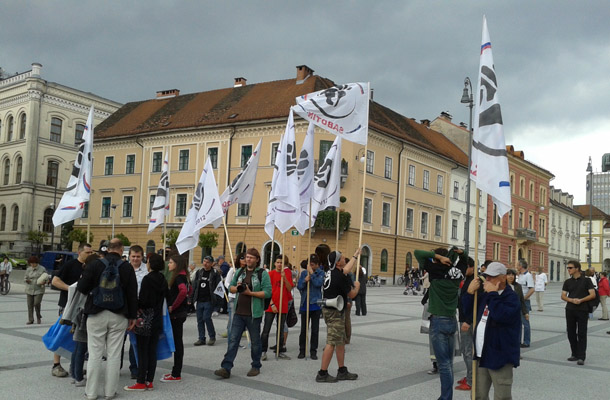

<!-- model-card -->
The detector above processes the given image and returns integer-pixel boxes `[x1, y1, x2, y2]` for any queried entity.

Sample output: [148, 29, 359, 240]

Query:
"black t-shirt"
[562, 275, 594, 311]
[57, 258, 85, 308]
[322, 267, 352, 306]
[236, 269, 253, 316]
[197, 269, 212, 302]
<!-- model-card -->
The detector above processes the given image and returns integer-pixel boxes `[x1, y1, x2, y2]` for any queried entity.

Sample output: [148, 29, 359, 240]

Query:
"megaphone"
[317, 296, 344, 311]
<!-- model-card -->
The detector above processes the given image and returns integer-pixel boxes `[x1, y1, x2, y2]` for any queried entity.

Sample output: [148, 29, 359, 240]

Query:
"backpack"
[92, 258, 124, 310]
[236, 267, 271, 310]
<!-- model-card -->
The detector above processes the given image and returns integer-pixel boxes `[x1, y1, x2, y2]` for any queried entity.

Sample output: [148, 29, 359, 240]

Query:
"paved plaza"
[1, 271, 609, 399]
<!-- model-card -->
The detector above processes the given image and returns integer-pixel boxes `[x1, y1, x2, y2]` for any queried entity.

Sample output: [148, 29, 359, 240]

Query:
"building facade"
[548, 187, 581, 282]
[0, 63, 121, 256]
[588, 155, 610, 215]
[574, 205, 610, 272]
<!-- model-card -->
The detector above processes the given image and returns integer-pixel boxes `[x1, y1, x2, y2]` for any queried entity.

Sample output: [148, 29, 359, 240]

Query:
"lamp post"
[587, 157, 593, 270]
[37, 219, 42, 256]
[111, 204, 117, 238]
[461, 77, 474, 253]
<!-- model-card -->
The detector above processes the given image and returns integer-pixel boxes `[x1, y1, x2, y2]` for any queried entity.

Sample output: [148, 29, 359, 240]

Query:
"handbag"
[134, 308, 155, 336]
[287, 301, 298, 328]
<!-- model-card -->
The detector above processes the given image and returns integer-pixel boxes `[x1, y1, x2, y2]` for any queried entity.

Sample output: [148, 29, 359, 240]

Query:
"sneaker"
[298, 352, 306, 359]
[278, 353, 291, 360]
[336, 368, 358, 380]
[214, 368, 230, 379]
[457, 377, 466, 385]
[212, 311, 219, 317]
[104, 393, 117, 400]
[75, 379, 87, 387]
[52, 364, 69, 377]
[567, 356, 578, 362]
[71, 379, 76, 384]
[455, 382, 471, 391]
[160, 374, 181, 382]
[427, 367, 438, 375]
[130, 373, 137, 379]
[145, 382, 153, 390]
[194, 339, 206, 346]
[246, 368, 260, 377]
[577, 359, 585, 365]
[520, 343, 530, 348]
[124, 383, 147, 391]
[261, 352, 267, 361]
[221, 332, 228, 338]
[310, 353, 318, 360]
[316, 372, 338, 383]
[207, 338, 216, 346]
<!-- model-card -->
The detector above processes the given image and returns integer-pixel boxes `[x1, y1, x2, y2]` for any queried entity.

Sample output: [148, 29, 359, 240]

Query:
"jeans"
[196, 301, 216, 341]
[521, 300, 531, 346]
[226, 298, 235, 338]
[70, 341, 88, 382]
[430, 315, 457, 400]
[261, 312, 286, 352]
[170, 316, 186, 377]
[221, 314, 262, 372]
[566, 309, 588, 360]
[299, 309, 321, 355]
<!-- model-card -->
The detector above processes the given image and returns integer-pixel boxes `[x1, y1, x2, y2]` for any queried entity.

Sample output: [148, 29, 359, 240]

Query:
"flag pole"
[471, 189, 481, 400]
[162, 221, 167, 262]
[335, 207, 340, 250]
[355, 83, 370, 281]
[276, 231, 286, 360]
[87, 221, 90, 246]
[221, 215, 234, 303]
[305, 199, 312, 360]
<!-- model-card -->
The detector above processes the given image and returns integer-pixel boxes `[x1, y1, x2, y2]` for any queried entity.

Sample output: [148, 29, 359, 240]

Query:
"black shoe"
[310, 353, 318, 360]
[298, 352, 305, 359]
[194, 339, 206, 346]
[577, 359, 585, 365]
[316, 372, 337, 383]
[520, 344, 530, 348]
[130, 373, 137, 379]
[567, 356, 578, 362]
[336, 368, 358, 380]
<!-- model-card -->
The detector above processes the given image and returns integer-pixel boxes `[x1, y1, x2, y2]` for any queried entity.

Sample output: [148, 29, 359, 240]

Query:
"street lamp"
[587, 156, 593, 270]
[111, 204, 117, 238]
[37, 219, 42, 256]
[461, 77, 474, 253]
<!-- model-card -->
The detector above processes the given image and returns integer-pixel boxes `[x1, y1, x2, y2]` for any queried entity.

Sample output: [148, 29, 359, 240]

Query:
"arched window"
[47, 161, 59, 186]
[15, 156, 22, 184]
[146, 240, 156, 256]
[19, 113, 26, 139]
[381, 249, 388, 272]
[43, 208, 54, 233]
[0, 206, 5, 231]
[236, 242, 247, 255]
[12, 205, 19, 231]
[406, 252, 413, 270]
[3, 159, 10, 185]
[50, 117, 62, 143]
[7, 116, 14, 141]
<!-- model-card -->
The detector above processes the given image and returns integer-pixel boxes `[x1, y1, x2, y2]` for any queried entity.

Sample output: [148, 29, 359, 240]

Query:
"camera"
[236, 283, 246, 293]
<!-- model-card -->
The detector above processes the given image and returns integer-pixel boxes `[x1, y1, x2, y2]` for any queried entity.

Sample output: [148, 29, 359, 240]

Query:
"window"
[43, 208, 54, 232]
[82, 202, 89, 218]
[453, 181, 459, 199]
[539, 252, 544, 267]
[122, 196, 133, 218]
[509, 209, 513, 229]
[125, 155, 135, 174]
[437, 175, 444, 194]
[539, 218, 545, 237]
[0, 206, 5, 230]
[15, 157, 22, 184]
[237, 203, 250, 217]
[104, 156, 114, 175]
[363, 198, 372, 224]
[528, 214, 533, 229]
[176, 194, 187, 216]
[101, 197, 111, 218]
[179, 150, 189, 170]
[384, 157, 392, 179]
[435, 215, 442, 237]
[240, 145, 252, 168]
[421, 212, 428, 235]
[408, 165, 416, 186]
[493, 242, 500, 260]
[380, 249, 388, 272]
[493, 204, 500, 225]
[423, 170, 430, 190]
[510, 174, 515, 194]
[452, 219, 458, 239]
[50, 117, 62, 143]
[46, 161, 59, 186]
[319, 140, 333, 162]
[405, 208, 414, 231]
[75, 123, 85, 144]
[12, 206, 18, 231]
[519, 178, 524, 197]
[208, 147, 218, 169]
[19, 114, 26, 139]
[271, 143, 280, 166]
[3, 159, 9, 185]
[519, 211, 524, 228]
[529, 182, 534, 201]
[382, 202, 391, 227]
[7, 116, 13, 141]
[508, 245, 513, 263]
[152, 152, 162, 173]
[148, 195, 156, 217]
[366, 150, 374, 174]
[605, 239, 610, 249]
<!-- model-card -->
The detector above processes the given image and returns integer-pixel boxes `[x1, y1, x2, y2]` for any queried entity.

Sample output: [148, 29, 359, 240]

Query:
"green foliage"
[162, 229, 179, 248]
[313, 210, 350, 231]
[67, 228, 94, 245]
[27, 230, 48, 244]
[198, 232, 219, 249]
[114, 233, 131, 246]
[60, 220, 75, 249]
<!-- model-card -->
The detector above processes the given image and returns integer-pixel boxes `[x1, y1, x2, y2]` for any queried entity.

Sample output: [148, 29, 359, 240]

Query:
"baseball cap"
[203, 255, 214, 262]
[483, 262, 507, 277]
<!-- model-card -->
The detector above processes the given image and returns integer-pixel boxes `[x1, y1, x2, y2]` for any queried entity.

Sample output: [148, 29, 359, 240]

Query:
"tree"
[198, 231, 219, 258]
[27, 230, 48, 256]
[67, 228, 94, 246]
[162, 229, 179, 249]
[60, 220, 75, 250]
[113, 233, 131, 247]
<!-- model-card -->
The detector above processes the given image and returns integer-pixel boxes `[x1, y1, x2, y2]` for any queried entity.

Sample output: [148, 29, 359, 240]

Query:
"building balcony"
[516, 228, 537, 242]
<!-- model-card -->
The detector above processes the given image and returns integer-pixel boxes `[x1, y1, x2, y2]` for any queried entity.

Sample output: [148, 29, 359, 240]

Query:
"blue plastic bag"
[42, 316, 75, 358]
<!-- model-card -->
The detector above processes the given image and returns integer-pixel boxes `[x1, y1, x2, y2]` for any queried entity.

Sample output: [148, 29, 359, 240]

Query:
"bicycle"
[396, 274, 406, 286]
[367, 275, 381, 287]
[0, 275, 10, 295]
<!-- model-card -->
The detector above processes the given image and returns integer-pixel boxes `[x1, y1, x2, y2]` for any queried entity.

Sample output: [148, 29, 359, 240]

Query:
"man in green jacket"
[215, 248, 271, 379]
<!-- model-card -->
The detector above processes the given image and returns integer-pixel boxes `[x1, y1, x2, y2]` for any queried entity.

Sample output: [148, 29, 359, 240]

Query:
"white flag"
[213, 280, 225, 298]
[176, 159, 224, 255]
[219, 139, 261, 213]
[147, 154, 170, 234]
[293, 82, 369, 145]
[294, 122, 315, 235]
[53, 106, 94, 226]
[311, 136, 342, 221]
[470, 16, 511, 217]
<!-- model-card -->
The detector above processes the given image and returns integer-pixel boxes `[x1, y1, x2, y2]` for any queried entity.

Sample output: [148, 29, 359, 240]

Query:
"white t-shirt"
[517, 271, 535, 290]
[225, 268, 236, 299]
[475, 288, 505, 357]
[534, 273, 548, 291]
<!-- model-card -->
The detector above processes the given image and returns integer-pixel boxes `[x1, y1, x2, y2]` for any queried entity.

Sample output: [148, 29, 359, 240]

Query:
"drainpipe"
[222, 126, 236, 256]
[392, 142, 406, 284]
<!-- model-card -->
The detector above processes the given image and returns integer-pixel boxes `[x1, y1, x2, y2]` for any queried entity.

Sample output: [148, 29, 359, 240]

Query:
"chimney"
[31, 62, 42, 77]
[156, 89, 180, 99]
[296, 65, 314, 83]
[234, 77, 247, 87]
[440, 111, 452, 121]
[420, 119, 431, 127]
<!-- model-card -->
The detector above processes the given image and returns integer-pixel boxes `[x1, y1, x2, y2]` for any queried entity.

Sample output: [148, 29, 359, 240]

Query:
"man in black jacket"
[193, 255, 221, 346]
[77, 238, 137, 400]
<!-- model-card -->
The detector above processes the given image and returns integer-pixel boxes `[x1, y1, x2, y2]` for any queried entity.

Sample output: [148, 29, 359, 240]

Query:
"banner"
[293, 82, 369, 145]
[176, 158, 224, 254]
[147, 153, 170, 233]
[471, 16, 511, 217]
[311, 135, 342, 221]
[219, 139, 261, 213]
[52, 106, 94, 226]
[294, 122, 315, 235]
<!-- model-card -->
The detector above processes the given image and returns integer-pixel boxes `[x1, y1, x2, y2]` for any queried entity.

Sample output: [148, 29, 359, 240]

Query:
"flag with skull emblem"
[294, 122, 315, 235]
[147, 153, 170, 233]
[176, 158, 224, 254]
[310, 135, 342, 222]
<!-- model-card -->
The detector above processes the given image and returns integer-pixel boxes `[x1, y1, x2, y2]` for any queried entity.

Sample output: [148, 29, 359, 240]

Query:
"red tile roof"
[573, 204, 610, 220]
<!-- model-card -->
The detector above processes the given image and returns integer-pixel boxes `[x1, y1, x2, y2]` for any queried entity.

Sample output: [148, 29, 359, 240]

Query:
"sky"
[2, 0, 609, 204]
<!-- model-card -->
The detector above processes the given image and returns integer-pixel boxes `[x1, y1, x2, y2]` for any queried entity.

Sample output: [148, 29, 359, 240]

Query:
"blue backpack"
[92, 258, 124, 310]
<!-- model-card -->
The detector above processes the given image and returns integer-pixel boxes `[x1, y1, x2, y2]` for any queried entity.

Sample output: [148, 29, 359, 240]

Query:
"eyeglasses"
[566, 267, 576, 270]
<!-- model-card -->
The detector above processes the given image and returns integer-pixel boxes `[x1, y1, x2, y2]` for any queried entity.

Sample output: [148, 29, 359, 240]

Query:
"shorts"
[322, 307, 346, 346]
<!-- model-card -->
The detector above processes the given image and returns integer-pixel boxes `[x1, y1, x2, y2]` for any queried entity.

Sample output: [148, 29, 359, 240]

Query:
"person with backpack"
[214, 248, 272, 379]
[161, 254, 191, 383]
[76, 238, 138, 400]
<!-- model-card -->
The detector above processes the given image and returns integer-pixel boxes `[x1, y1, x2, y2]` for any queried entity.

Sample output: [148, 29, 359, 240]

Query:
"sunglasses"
[566, 266, 576, 270]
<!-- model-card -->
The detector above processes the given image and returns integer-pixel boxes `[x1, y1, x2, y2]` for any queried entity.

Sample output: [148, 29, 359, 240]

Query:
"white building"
[548, 187, 581, 282]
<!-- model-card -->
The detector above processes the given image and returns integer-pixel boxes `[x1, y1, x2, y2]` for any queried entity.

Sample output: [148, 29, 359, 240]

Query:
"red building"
[485, 146, 554, 271]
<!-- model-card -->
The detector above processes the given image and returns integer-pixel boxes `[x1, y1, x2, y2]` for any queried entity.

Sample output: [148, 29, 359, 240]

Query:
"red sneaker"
[146, 382, 153, 390]
[455, 382, 472, 391]
[457, 377, 466, 385]
[160, 374, 181, 383]
[124, 383, 147, 391]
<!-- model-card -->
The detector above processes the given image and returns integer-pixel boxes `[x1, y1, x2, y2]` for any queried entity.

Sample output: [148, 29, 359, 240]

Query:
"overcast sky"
[2, 0, 608, 204]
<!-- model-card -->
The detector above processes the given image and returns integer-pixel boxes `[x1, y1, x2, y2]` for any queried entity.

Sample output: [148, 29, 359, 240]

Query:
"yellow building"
[77, 66, 467, 282]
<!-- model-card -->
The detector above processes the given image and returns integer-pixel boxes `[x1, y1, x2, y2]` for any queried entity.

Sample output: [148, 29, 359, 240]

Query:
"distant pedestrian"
[534, 267, 548, 311]
[354, 265, 367, 316]
[598, 271, 609, 320]
[517, 259, 534, 348]
[24, 256, 48, 325]
[192, 255, 220, 347]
